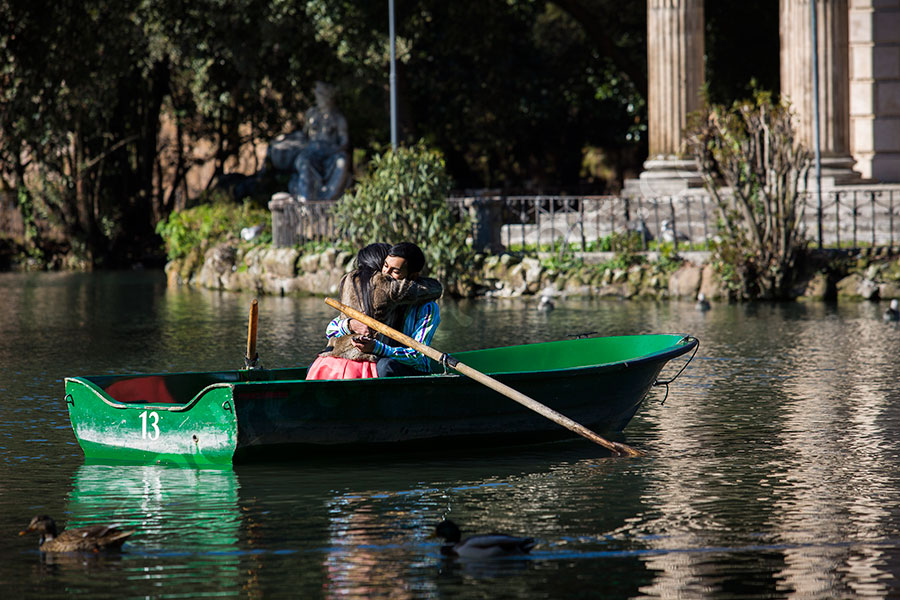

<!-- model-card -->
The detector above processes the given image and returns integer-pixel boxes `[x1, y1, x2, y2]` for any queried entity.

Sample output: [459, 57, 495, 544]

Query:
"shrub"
[155, 195, 271, 261]
[686, 91, 811, 300]
[333, 141, 473, 287]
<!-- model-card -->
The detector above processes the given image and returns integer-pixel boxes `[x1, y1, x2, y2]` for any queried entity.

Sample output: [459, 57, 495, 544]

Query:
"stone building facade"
[849, 0, 900, 181]
[632, 0, 900, 194]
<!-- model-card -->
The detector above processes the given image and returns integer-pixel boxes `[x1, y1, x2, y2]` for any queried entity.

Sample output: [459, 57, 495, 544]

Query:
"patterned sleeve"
[325, 316, 353, 339]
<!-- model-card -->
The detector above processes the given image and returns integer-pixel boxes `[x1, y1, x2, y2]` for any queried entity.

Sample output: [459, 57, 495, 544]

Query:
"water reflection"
[769, 308, 900, 598]
[630, 301, 900, 598]
[11, 271, 900, 598]
[66, 463, 241, 554]
[323, 492, 431, 598]
[289, 446, 643, 596]
[11, 463, 252, 597]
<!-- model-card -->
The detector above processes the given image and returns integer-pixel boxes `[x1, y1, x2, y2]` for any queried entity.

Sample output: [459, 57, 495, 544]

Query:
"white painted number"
[140, 411, 160, 440]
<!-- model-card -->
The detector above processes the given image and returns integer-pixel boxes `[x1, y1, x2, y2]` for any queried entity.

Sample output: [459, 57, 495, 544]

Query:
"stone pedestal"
[625, 158, 705, 197]
[459, 196, 505, 254]
[269, 192, 299, 247]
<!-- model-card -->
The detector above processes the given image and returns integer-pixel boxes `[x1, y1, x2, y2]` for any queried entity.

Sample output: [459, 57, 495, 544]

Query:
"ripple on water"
[4, 277, 900, 597]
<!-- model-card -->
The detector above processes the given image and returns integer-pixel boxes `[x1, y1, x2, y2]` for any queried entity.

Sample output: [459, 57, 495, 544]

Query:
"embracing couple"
[305, 241, 442, 380]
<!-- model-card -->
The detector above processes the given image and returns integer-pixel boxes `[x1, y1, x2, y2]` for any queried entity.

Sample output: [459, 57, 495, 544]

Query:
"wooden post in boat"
[324, 297, 643, 457]
[245, 299, 259, 369]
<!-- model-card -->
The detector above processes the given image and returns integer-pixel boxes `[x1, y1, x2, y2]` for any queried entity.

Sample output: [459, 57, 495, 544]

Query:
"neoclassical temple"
[631, 0, 900, 195]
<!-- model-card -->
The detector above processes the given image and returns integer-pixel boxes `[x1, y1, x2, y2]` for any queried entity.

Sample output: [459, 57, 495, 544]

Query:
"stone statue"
[266, 130, 308, 172]
[267, 82, 350, 246]
[288, 81, 350, 203]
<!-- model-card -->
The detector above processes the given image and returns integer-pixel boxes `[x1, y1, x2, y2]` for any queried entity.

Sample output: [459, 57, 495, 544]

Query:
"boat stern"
[65, 376, 239, 467]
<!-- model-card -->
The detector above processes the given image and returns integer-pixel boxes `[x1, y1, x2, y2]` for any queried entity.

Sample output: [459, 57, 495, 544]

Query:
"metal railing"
[269, 199, 337, 247]
[448, 194, 715, 253]
[810, 188, 899, 249]
[270, 187, 900, 252]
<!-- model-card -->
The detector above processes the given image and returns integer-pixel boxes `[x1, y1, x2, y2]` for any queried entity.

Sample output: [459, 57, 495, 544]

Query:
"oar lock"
[439, 353, 459, 374]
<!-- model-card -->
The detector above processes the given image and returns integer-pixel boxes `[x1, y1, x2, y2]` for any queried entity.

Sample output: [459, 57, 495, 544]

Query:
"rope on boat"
[657, 382, 670, 405]
[653, 336, 699, 405]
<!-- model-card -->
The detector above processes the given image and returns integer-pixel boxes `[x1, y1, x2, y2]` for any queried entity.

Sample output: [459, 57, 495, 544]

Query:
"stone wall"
[166, 244, 354, 297]
[168, 241, 900, 302]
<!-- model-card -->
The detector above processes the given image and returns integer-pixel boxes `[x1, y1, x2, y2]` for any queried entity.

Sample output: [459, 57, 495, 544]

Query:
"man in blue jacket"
[326, 241, 441, 377]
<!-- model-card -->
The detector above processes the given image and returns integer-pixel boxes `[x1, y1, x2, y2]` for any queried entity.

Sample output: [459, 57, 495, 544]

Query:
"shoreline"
[162, 243, 900, 303]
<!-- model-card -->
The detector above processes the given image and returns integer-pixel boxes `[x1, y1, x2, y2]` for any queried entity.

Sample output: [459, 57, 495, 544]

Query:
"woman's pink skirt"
[305, 355, 379, 380]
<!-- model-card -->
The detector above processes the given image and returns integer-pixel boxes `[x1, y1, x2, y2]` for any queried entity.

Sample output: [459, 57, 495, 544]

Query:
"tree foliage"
[685, 92, 812, 300]
[0, 0, 341, 266]
[0, 0, 779, 269]
[332, 141, 472, 287]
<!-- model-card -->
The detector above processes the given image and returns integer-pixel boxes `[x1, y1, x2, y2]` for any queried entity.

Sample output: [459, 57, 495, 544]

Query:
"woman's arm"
[379, 274, 443, 305]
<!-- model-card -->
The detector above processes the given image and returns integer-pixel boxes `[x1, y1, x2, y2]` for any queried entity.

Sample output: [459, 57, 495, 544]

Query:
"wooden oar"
[324, 297, 643, 457]
[244, 298, 259, 369]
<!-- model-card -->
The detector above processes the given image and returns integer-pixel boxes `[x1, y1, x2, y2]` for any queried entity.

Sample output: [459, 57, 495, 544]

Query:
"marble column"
[631, 0, 705, 196]
[781, 0, 862, 185]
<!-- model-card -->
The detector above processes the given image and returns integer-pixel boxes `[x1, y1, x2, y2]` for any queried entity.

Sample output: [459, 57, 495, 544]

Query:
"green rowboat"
[64, 334, 698, 467]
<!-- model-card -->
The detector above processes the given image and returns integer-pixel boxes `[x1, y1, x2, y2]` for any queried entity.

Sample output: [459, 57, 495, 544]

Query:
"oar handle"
[245, 299, 259, 368]
[324, 297, 642, 457]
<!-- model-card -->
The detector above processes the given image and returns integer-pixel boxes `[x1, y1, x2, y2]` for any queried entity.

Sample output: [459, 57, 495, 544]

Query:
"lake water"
[2, 270, 900, 599]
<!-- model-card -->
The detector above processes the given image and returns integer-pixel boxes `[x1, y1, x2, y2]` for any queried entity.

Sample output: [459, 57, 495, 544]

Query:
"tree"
[685, 92, 811, 300]
[301, 0, 647, 191]
[0, 0, 342, 265]
[0, 0, 152, 265]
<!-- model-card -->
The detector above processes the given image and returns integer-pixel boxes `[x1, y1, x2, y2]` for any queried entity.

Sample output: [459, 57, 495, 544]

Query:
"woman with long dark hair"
[305, 243, 441, 379]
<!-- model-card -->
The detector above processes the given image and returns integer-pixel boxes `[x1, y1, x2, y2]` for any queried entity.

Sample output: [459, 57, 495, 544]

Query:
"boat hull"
[65, 334, 697, 466]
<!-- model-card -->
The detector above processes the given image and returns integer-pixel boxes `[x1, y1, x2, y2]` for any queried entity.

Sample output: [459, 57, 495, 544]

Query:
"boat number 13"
[139, 411, 160, 440]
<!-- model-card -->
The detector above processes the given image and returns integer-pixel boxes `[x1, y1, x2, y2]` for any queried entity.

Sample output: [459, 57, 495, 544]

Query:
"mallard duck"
[884, 299, 899, 321]
[19, 515, 135, 553]
[434, 519, 536, 559]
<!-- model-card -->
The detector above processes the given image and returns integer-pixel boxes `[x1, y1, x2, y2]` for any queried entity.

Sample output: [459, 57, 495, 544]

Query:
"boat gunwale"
[229, 333, 699, 384]
[65, 334, 698, 400]
[65, 376, 235, 412]
[451, 332, 698, 377]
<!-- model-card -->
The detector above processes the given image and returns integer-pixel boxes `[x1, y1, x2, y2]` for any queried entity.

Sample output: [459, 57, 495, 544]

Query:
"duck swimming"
[884, 299, 899, 321]
[538, 295, 555, 312]
[19, 515, 135, 553]
[434, 519, 536, 559]
[696, 292, 711, 311]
